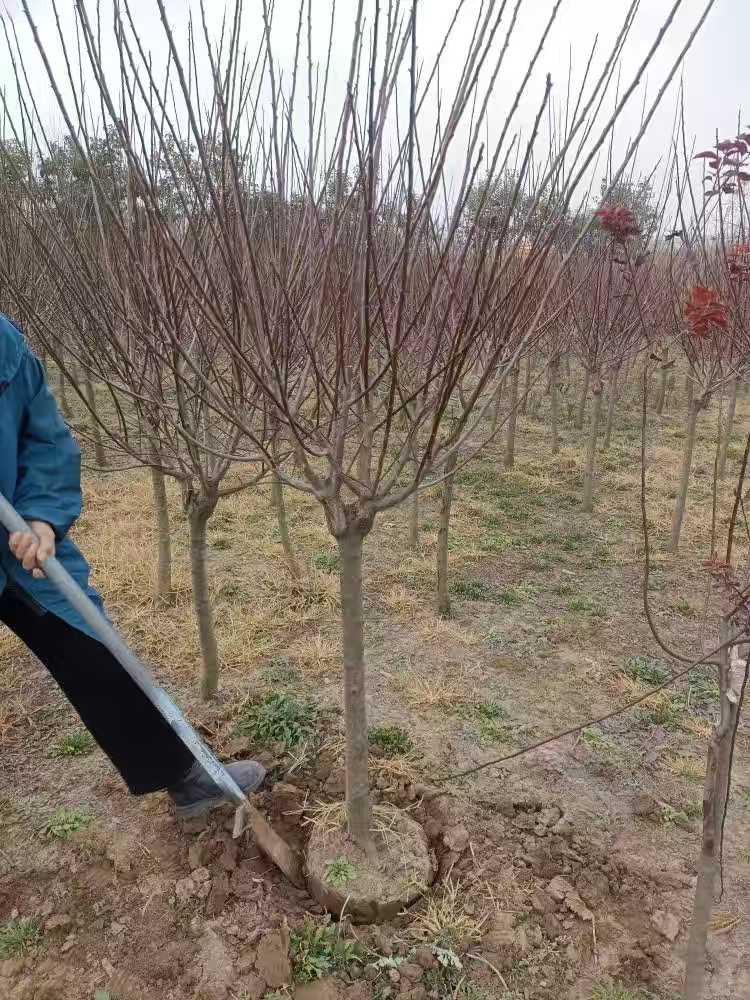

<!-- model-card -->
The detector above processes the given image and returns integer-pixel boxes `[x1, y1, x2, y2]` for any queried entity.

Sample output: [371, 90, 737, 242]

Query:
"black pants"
[0, 585, 194, 794]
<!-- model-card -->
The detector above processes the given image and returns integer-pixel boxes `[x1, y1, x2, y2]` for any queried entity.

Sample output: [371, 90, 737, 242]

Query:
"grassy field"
[1, 376, 748, 1000]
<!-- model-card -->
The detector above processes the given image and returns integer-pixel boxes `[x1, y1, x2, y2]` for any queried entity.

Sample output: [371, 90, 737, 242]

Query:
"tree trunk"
[521, 353, 531, 415]
[717, 378, 738, 480]
[187, 493, 220, 700]
[504, 366, 520, 469]
[408, 489, 419, 550]
[550, 356, 560, 455]
[436, 450, 459, 617]
[683, 624, 744, 1000]
[575, 369, 590, 430]
[655, 348, 669, 415]
[84, 374, 107, 468]
[582, 383, 603, 513]
[57, 367, 72, 419]
[603, 371, 619, 451]
[271, 472, 301, 579]
[670, 399, 700, 553]
[149, 465, 173, 607]
[491, 382, 503, 435]
[686, 375, 694, 410]
[337, 530, 373, 852]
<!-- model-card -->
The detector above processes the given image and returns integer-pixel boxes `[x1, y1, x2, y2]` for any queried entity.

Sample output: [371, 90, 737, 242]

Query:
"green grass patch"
[0, 918, 42, 959]
[236, 693, 319, 749]
[260, 658, 301, 687]
[459, 700, 515, 746]
[368, 725, 414, 756]
[561, 531, 589, 552]
[478, 530, 514, 554]
[44, 807, 93, 840]
[634, 696, 684, 731]
[313, 551, 340, 573]
[496, 583, 539, 606]
[567, 595, 607, 617]
[324, 858, 358, 888]
[591, 983, 657, 1000]
[450, 579, 495, 601]
[581, 726, 622, 760]
[290, 921, 363, 982]
[49, 729, 95, 758]
[625, 656, 670, 686]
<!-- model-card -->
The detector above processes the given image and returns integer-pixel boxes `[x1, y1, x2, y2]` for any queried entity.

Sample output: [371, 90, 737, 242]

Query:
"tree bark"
[582, 382, 603, 513]
[408, 489, 419, 550]
[436, 450, 459, 617]
[491, 382, 503, 435]
[683, 624, 744, 1000]
[84, 374, 107, 468]
[670, 399, 700, 553]
[521, 353, 532, 415]
[603, 371, 619, 451]
[187, 492, 220, 700]
[575, 369, 590, 430]
[655, 348, 669, 415]
[550, 356, 560, 455]
[504, 366, 520, 469]
[271, 472, 301, 579]
[57, 366, 72, 419]
[149, 465, 173, 607]
[337, 530, 373, 852]
[717, 378, 738, 480]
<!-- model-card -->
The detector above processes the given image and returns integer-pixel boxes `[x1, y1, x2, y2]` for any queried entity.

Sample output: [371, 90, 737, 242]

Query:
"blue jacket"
[0, 313, 105, 639]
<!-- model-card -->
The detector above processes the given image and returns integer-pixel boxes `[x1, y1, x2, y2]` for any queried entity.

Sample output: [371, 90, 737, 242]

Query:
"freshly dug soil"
[306, 804, 435, 923]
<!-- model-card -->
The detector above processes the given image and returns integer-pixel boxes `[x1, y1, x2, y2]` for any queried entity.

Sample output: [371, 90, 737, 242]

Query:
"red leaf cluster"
[684, 286, 729, 338]
[728, 243, 750, 281]
[694, 134, 750, 195]
[594, 205, 640, 243]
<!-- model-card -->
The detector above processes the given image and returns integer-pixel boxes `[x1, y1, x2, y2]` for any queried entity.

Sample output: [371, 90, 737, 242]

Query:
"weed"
[0, 917, 41, 959]
[682, 672, 720, 710]
[324, 858, 358, 888]
[671, 597, 697, 618]
[568, 595, 606, 617]
[450, 580, 495, 601]
[290, 921, 363, 982]
[44, 807, 93, 840]
[478, 531, 513, 554]
[458, 700, 515, 746]
[313, 551, 340, 574]
[555, 581, 575, 596]
[580, 726, 630, 765]
[261, 658, 301, 687]
[49, 729, 95, 758]
[591, 983, 657, 1000]
[236, 693, 319, 749]
[211, 536, 232, 551]
[561, 531, 588, 552]
[497, 583, 538, 606]
[660, 802, 701, 828]
[369, 725, 414, 756]
[634, 694, 684, 731]
[625, 656, 670, 686]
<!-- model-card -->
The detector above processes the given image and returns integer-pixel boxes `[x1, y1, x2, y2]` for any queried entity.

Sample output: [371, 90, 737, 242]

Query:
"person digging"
[0, 313, 266, 818]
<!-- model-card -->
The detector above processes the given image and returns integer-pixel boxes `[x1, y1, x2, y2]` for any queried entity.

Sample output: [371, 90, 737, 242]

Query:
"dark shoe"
[168, 759, 266, 818]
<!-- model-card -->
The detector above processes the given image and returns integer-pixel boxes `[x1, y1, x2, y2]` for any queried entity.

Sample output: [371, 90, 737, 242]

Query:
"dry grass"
[410, 877, 487, 946]
[390, 668, 477, 712]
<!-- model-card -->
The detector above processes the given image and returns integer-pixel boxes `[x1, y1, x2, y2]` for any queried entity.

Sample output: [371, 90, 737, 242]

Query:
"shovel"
[0, 492, 304, 887]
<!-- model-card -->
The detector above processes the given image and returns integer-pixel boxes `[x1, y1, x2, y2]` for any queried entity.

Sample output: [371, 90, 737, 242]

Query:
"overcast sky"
[1, 0, 746, 202]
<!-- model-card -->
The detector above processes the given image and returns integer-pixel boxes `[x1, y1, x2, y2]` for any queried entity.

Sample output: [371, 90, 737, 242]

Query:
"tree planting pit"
[306, 804, 435, 924]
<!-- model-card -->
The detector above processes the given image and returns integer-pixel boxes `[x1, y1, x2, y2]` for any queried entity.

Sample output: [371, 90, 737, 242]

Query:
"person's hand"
[9, 521, 56, 579]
